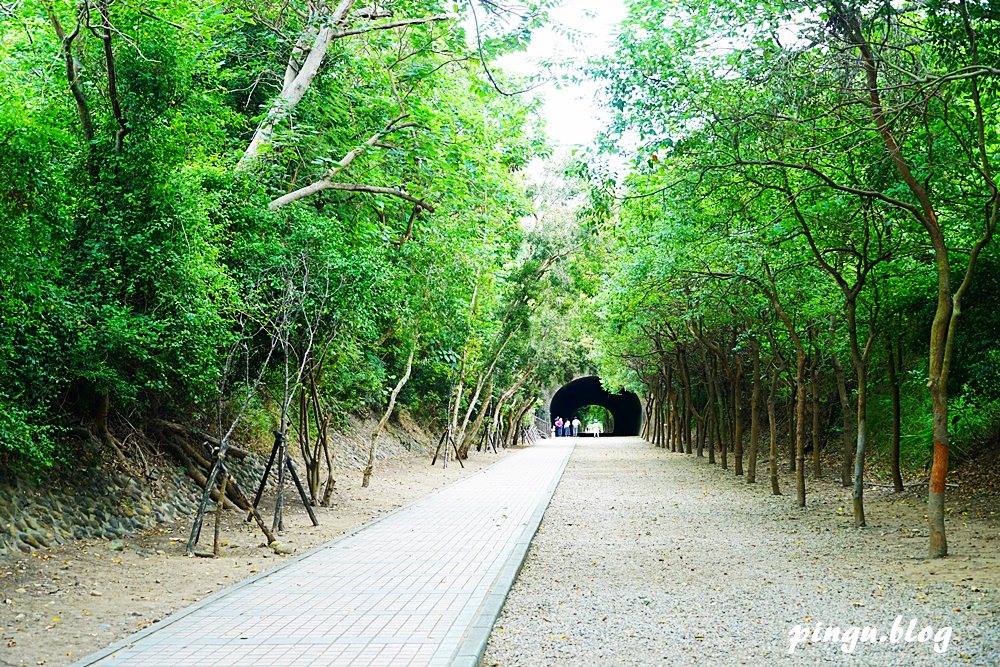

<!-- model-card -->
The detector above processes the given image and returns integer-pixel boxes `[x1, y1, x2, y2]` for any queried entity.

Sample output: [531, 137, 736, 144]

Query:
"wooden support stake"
[285, 454, 319, 526]
[213, 473, 228, 557]
[431, 430, 447, 466]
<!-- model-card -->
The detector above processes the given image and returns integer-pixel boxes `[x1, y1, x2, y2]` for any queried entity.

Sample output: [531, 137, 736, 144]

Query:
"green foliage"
[0, 0, 548, 471]
[586, 0, 1000, 468]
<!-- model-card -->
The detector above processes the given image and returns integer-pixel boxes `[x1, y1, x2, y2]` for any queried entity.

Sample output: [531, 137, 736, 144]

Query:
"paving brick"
[74, 439, 574, 666]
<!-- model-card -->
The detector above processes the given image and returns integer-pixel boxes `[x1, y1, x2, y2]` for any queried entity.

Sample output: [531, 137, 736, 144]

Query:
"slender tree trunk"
[656, 379, 667, 449]
[459, 380, 493, 457]
[747, 347, 761, 484]
[362, 340, 416, 487]
[811, 364, 822, 479]
[794, 349, 807, 507]
[928, 380, 949, 556]
[677, 347, 692, 454]
[696, 413, 706, 458]
[853, 367, 868, 527]
[665, 366, 675, 451]
[511, 400, 535, 447]
[787, 400, 796, 473]
[887, 339, 904, 493]
[672, 390, 681, 452]
[768, 368, 782, 496]
[711, 357, 728, 470]
[642, 386, 653, 440]
[831, 354, 853, 487]
[733, 356, 744, 476]
[716, 375, 728, 470]
[705, 363, 717, 464]
[456, 374, 487, 445]
[646, 388, 655, 445]
[845, 303, 870, 528]
[647, 389, 655, 445]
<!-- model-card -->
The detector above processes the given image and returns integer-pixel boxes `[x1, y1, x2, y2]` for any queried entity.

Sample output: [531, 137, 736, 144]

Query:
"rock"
[23, 533, 44, 549]
[269, 541, 294, 555]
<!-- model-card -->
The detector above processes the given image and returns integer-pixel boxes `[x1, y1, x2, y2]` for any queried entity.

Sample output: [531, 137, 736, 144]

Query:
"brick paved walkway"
[75, 438, 574, 667]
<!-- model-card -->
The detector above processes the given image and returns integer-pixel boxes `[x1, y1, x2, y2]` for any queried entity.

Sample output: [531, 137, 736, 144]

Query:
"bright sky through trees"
[496, 0, 626, 147]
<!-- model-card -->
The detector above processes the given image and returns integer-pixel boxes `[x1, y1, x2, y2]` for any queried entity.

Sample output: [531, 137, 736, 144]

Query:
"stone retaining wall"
[0, 411, 432, 558]
[0, 454, 266, 557]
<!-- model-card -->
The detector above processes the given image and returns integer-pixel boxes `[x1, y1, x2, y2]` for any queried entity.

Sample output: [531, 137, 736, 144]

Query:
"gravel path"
[482, 437, 999, 666]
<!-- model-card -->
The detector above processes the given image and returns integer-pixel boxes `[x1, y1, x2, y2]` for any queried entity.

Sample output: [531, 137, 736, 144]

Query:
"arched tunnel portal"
[549, 376, 642, 436]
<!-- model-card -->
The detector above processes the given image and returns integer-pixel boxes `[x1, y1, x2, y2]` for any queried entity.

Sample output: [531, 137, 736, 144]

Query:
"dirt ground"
[1, 438, 997, 667]
[0, 447, 511, 667]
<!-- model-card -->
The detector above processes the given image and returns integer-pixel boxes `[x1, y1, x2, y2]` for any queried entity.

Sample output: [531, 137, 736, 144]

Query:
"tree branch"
[238, 0, 356, 169]
[269, 182, 434, 211]
[331, 14, 451, 39]
[45, 1, 94, 144]
[97, 0, 128, 152]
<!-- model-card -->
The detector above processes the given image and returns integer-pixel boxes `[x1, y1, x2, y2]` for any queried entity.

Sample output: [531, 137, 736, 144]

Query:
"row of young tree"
[0, 0, 590, 504]
[587, 0, 1000, 559]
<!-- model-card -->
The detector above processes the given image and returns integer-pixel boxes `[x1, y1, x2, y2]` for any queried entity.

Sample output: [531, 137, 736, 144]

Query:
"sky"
[494, 0, 627, 148]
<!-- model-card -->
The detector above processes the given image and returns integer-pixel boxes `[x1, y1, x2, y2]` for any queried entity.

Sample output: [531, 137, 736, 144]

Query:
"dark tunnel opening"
[549, 376, 642, 436]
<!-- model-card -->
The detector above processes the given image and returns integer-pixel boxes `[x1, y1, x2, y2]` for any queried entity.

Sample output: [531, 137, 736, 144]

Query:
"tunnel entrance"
[549, 376, 642, 436]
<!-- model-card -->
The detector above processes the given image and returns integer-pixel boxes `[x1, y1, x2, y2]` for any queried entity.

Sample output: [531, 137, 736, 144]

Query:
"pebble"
[484, 437, 1000, 667]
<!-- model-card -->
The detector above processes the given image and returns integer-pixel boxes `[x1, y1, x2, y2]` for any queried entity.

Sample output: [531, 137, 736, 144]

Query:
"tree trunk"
[733, 356, 744, 476]
[794, 348, 807, 507]
[767, 368, 781, 496]
[657, 383, 667, 448]
[714, 364, 728, 470]
[642, 386, 653, 440]
[811, 364, 822, 479]
[678, 347, 693, 454]
[787, 400, 796, 473]
[696, 412, 706, 458]
[459, 381, 493, 457]
[768, 283, 807, 507]
[666, 356, 679, 451]
[705, 362, 716, 464]
[747, 347, 761, 484]
[671, 389, 681, 452]
[853, 365, 869, 527]
[831, 354, 853, 487]
[844, 302, 870, 528]
[238, 0, 354, 169]
[362, 340, 416, 488]
[511, 400, 535, 448]
[887, 339, 904, 493]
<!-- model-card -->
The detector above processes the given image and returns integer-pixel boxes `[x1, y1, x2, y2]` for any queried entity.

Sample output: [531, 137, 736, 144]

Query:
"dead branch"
[331, 14, 450, 39]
